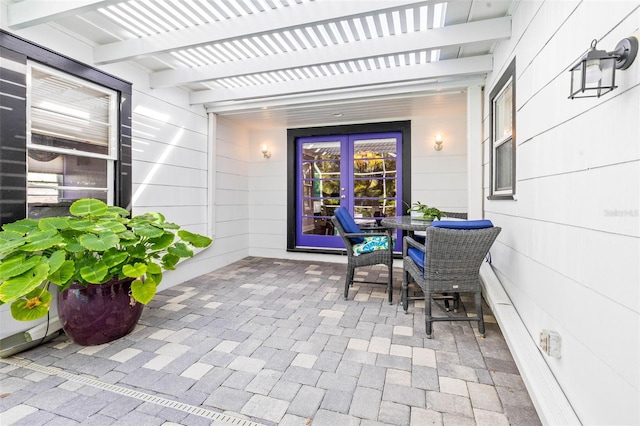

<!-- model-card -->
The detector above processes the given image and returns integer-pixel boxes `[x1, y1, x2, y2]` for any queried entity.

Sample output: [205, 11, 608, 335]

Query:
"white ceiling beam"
[150, 17, 510, 88]
[190, 55, 493, 105]
[92, 0, 433, 64]
[205, 78, 485, 114]
[7, 0, 127, 29]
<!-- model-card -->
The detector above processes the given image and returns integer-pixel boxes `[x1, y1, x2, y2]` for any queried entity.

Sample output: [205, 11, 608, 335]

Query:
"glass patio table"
[380, 216, 434, 233]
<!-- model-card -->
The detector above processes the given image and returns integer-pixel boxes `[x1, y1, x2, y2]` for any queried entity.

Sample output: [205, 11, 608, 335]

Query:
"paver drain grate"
[1, 357, 266, 425]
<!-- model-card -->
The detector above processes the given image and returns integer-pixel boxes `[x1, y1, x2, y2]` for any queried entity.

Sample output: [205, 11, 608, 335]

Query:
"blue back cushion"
[432, 219, 494, 229]
[334, 206, 364, 243]
[407, 247, 425, 269]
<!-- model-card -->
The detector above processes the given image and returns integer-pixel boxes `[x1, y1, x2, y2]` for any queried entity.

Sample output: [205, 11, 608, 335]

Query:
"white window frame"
[489, 59, 516, 199]
[25, 62, 118, 210]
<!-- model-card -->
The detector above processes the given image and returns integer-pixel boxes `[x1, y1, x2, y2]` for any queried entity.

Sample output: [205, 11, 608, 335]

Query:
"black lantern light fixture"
[569, 36, 638, 99]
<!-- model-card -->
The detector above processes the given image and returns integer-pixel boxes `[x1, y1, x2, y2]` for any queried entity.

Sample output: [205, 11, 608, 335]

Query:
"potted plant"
[406, 201, 442, 221]
[0, 198, 212, 345]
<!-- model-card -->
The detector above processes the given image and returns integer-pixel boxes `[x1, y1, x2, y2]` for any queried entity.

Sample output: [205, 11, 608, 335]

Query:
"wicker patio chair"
[441, 211, 468, 219]
[402, 220, 501, 338]
[332, 207, 394, 304]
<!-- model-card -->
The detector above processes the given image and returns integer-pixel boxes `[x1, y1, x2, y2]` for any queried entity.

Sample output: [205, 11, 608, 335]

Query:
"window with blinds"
[489, 58, 516, 199]
[26, 62, 118, 218]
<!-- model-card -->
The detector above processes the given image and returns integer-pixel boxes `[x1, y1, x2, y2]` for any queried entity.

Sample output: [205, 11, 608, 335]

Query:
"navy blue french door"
[296, 132, 402, 249]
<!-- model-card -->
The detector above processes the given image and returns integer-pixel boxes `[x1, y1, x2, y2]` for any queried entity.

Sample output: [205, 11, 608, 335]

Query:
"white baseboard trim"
[480, 262, 581, 426]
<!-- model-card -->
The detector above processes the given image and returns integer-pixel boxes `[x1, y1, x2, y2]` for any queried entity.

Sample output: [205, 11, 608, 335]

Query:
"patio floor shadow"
[0, 256, 541, 425]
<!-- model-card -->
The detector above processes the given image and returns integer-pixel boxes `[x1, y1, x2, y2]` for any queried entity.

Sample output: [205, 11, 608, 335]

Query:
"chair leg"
[387, 265, 393, 304]
[402, 270, 409, 313]
[425, 292, 433, 339]
[475, 291, 485, 337]
[344, 266, 354, 300]
[453, 293, 460, 312]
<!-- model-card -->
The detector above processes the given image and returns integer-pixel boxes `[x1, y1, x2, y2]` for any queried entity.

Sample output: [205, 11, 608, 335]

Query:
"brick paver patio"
[0, 256, 541, 425]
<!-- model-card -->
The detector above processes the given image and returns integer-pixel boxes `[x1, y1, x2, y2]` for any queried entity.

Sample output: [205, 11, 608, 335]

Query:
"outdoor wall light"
[261, 144, 271, 159]
[569, 36, 638, 99]
[434, 134, 443, 151]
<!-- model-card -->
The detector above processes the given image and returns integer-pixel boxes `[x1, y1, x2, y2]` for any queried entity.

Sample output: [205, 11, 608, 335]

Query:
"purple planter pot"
[57, 277, 143, 346]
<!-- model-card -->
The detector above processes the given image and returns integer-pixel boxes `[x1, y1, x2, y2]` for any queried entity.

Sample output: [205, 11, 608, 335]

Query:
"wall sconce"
[434, 134, 443, 151]
[569, 37, 638, 99]
[261, 144, 271, 159]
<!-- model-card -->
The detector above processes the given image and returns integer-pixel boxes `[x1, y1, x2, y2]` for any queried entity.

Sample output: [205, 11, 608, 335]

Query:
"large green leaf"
[69, 219, 94, 231]
[135, 212, 165, 223]
[127, 244, 147, 259]
[10, 288, 52, 321]
[94, 219, 127, 233]
[79, 261, 108, 283]
[69, 198, 108, 217]
[38, 217, 70, 231]
[147, 272, 162, 286]
[117, 230, 137, 240]
[46, 250, 66, 275]
[168, 242, 193, 258]
[131, 223, 164, 238]
[2, 218, 39, 234]
[62, 236, 85, 253]
[0, 230, 24, 242]
[48, 260, 75, 285]
[79, 232, 119, 251]
[0, 263, 49, 303]
[130, 276, 156, 304]
[122, 262, 147, 278]
[161, 253, 180, 270]
[107, 205, 131, 217]
[0, 235, 27, 257]
[146, 262, 161, 274]
[156, 222, 180, 230]
[22, 230, 64, 252]
[0, 254, 42, 280]
[147, 232, 175, 250]
[102, 249, 128, 268]
[178, 230, 212, 248]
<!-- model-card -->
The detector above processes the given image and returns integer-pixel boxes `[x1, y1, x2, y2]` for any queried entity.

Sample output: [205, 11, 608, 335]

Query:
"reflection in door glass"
[353, 138, 397, 220]
[301, 141, 341, 236]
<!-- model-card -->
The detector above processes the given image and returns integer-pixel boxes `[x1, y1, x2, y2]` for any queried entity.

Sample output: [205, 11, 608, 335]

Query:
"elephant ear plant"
[0, 198, 213, 321]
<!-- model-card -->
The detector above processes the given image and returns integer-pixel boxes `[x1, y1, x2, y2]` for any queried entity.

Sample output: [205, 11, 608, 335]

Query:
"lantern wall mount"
[261, 144, 271, 159]
[434, 133, 443, 151]
[569, 36, 638, 99]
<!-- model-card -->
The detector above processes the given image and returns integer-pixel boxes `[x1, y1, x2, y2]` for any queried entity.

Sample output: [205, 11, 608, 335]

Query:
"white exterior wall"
[210, 116, 251, 269]
[411, 113, 468, 213]
[484, 2, 639, 424]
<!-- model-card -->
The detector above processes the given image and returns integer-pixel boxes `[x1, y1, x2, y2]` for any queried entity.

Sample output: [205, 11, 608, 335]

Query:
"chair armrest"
[344, 231, 390, 240]
[361, 225, 389, 232]
[402, 235, 425, 256]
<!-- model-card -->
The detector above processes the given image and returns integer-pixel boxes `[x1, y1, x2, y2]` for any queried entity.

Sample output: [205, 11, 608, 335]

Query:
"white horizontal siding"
[485, 1, 640, 424]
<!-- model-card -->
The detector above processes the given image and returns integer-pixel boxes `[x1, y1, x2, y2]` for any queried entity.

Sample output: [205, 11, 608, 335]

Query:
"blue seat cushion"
[407, 247, 425, 270]
[432, 219, 494, 229]
[334, 206, 364, 243]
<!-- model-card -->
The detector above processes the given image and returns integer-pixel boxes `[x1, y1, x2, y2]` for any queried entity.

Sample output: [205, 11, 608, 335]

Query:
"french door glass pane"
[301, 141, 341, 236]
[353, 138, 398, 219]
